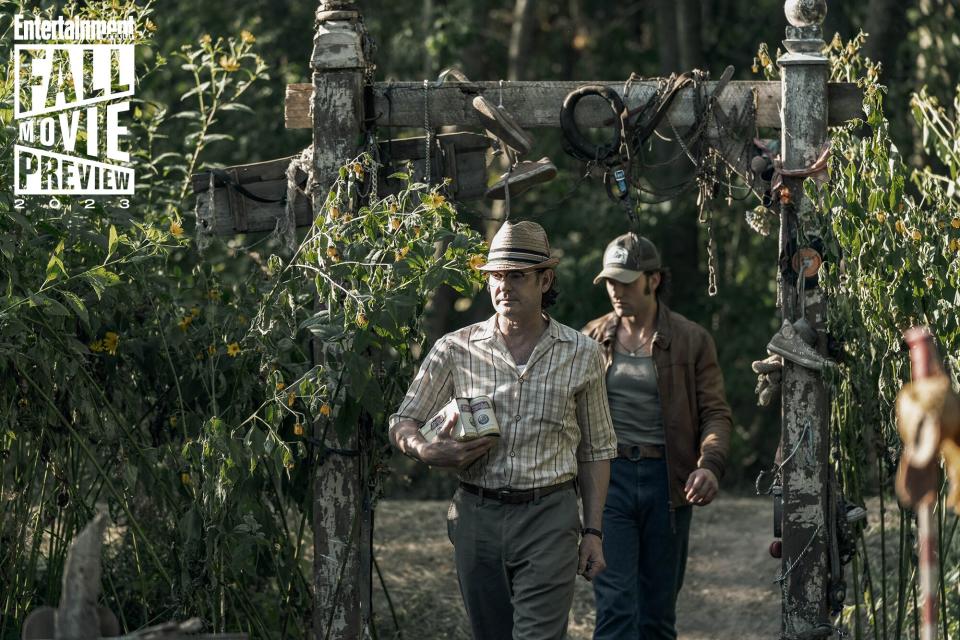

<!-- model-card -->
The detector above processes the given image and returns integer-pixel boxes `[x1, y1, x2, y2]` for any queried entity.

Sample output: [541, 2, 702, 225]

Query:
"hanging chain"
[422, 79, 431, 184]
[698, 172, 719, 297]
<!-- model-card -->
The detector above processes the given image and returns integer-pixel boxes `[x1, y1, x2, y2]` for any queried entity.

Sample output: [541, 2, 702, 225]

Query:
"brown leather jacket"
[582, 303, 732, 507]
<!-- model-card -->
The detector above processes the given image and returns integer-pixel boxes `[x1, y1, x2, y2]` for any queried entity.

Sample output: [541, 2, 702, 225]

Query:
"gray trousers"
[447, 485, 580, 640]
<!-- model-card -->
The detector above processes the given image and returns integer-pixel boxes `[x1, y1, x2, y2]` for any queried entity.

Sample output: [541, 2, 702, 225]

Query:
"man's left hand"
[577, 533, 606, 582]
[684, 468, 719, 506]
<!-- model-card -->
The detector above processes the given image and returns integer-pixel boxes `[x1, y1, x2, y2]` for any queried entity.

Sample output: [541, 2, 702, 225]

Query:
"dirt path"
[373, 495, 780, 639]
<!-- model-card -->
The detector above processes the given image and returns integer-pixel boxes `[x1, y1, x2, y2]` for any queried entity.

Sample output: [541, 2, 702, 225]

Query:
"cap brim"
[593, 267, 643, 285]
[480, 257, 559, 272]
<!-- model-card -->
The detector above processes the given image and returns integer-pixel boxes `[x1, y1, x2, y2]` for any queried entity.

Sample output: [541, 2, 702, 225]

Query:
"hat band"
[488, 248, 550, 265]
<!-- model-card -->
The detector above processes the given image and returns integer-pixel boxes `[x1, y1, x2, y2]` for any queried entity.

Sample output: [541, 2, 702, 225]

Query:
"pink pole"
[903, 326, 939, 640]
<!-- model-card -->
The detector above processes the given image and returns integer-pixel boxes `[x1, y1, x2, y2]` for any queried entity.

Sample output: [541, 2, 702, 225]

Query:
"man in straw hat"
[389, 221, 617, 640]
[583, 232, 732, 640]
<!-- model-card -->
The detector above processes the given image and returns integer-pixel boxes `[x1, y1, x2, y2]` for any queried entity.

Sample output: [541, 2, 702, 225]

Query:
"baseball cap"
[593, 233, 661, 284]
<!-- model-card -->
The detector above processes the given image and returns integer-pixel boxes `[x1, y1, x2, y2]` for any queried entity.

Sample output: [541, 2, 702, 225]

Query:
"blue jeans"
[593, 457, 692, 640]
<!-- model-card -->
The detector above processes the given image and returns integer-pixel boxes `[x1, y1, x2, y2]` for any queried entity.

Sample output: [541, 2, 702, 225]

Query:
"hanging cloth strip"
[754, 138, 832, 192]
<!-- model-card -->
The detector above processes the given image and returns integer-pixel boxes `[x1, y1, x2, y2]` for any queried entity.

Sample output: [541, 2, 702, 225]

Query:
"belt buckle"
[495, 489, 511, 502]
[624, 444, 642, 461]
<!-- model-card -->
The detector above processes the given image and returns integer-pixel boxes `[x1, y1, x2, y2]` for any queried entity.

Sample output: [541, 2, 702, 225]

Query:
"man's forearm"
[577, 459, 610, 530]
[390, 419, 425, 461]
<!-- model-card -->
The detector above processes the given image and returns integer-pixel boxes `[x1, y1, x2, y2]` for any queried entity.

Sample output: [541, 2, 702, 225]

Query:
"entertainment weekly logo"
[13, 15, 136, 196]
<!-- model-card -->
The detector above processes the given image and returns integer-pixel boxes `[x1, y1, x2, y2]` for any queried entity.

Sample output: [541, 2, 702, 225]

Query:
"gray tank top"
[606, 350, 665, 446]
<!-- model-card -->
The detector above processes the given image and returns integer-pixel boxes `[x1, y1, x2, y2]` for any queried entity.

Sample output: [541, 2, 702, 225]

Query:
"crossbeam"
[285, 80, 862, 130]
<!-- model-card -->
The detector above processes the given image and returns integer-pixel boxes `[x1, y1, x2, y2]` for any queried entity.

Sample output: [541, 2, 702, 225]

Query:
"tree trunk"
[676, 0, 704, 71]
[509, 0, 538, 82]
[862, 0, 912, 81]
[654, 0, 679, 74]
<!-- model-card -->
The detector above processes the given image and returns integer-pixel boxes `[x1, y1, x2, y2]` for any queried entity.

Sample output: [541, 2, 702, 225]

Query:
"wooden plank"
[285, 80, 863, 130]
[192, 156, 312, 236]
[192, 132, 492, 235]
[285, 84, 310, 130]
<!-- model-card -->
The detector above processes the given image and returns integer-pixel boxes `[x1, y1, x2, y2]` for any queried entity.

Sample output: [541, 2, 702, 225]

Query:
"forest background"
[2, 0, 959, 638]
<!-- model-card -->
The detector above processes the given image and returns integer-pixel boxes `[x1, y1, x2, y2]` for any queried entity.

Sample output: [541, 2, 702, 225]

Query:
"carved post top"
[782, 0, 827, 56]
[784, 0, 827, 27]
[312, 1, 367, 70]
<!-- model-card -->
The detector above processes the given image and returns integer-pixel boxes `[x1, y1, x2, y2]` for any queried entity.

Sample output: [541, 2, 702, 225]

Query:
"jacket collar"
[598, 303, 673, 350]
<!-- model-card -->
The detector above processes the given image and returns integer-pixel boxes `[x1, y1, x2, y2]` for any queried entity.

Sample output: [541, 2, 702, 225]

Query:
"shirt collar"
[471, 313, 570, 343]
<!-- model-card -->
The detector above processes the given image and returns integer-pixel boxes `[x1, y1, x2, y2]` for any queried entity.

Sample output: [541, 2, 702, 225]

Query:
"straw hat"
[479, 221, 560, 272]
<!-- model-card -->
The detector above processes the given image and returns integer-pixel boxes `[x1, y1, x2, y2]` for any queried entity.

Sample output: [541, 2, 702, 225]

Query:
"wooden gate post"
[778, 0, 832, 635]
[310, 2, 371, 638]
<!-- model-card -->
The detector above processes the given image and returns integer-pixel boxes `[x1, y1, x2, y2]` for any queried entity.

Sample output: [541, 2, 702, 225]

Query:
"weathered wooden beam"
[310, 4, 367, 640]
[285, 80, 863, 130]
[191, 157, 311, 236]
[191, 132, 491, 236]
[778, 1, 832, 636]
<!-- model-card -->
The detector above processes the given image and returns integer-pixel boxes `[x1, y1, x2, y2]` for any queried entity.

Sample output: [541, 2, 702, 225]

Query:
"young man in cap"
[389, 221, 617, 640]
[583, 232, 732, 640]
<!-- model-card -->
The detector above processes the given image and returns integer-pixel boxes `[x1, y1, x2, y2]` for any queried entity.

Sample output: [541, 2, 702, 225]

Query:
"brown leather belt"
[459, 479, 575, 504]
[617, 443, 665, 461]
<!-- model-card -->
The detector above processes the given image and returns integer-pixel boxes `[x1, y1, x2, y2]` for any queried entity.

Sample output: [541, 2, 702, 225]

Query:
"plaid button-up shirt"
[390, 315, 617, 490]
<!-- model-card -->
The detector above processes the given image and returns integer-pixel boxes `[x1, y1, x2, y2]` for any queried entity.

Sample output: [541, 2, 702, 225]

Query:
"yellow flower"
[276, 381, 286, 391]
[413, 226, 422, 238]
[200, 34, 212, 45]
[352, 162, 364, 177]
[170, 220, 183, 236]
[145, 19, 157, 32]
[874, 211, 886, 223]
[895, 220, 907, 235]
[169, 416, 178, 428]
[178, 316, 193, 331]
[468, 254, 486, 270]
[190, 307, 200, 318]
[424, 193, 446, 209]
[329, 206, 341, 220]
[952, 217, 960, 229]
[102, 331, 119, 355]
[219, 55, 240, 72]
[925, 276, 934, 288]
[294, 422, 304, 436]
[389, 217, 402, 231]
[911, 229, 922, 241]
[285, 460, 295, 470]
[287, 391, 297, 407]
[326, 246, 340, 262]
[226, 342, 241, 357]
[395, 246, 410, 262]
[89, 339, 104, 352]
[207, 344, 216, 356]
[320, 403, 331, 417]
[181, 472, 192, 486]
[950, 238, 960, 252]
[240, 30, 256, 44]
[356, 311, 368, 328]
